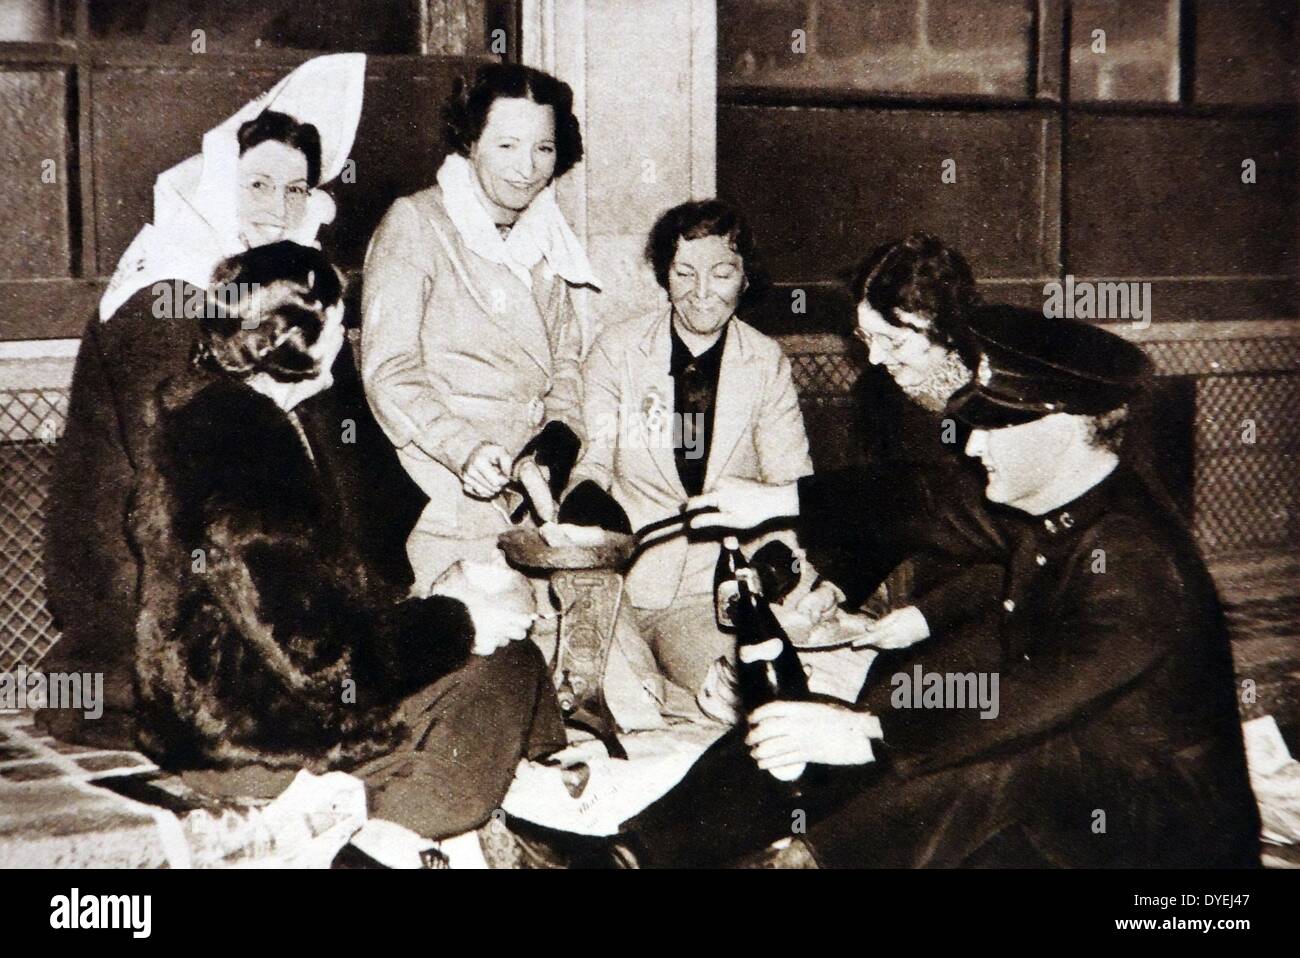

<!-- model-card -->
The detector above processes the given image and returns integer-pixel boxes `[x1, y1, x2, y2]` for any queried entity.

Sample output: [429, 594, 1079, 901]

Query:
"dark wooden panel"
[86, 0, 423, 54]
[91, 58, 469, 276]
[719, 0, 1033, 99]
[1068, 113, 1298, 277]
[1193, 0, 1298, 106]
[0, 280, 104, 341]
[0, 69, 70, 281]
[718, 104, 1056, 284]
[323, 60, 468, 271]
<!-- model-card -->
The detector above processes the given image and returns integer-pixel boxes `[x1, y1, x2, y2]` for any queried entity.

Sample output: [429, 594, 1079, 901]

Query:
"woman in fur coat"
[130, 241, 565, 839]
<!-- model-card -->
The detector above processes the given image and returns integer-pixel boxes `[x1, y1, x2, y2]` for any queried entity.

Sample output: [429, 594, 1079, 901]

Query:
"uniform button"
[1044, 518, 1057, 534]
[1023, 654, 1031, 662]
[1003, 598, 1016, 613]
[1035, 553, 1047, 566]
[1059, 512, 1075, 529]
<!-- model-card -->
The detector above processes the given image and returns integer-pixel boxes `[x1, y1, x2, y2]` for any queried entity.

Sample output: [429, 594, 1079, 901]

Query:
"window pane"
[1068, 113, 1297, 278]
[1069, 0, 1181, 103]
[719, 0, 1033, 99]
[0, 0, 60, 42]
[719, 105, 1054, 283]
[87, 0, 424, 54]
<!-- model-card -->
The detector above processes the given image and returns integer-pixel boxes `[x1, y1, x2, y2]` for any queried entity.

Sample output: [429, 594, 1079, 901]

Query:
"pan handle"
[633, 505, 720, 544]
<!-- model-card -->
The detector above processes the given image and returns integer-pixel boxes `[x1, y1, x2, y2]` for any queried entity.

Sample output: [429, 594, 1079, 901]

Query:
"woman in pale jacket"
[361, 63, 599, 591]
[561, 201, 816, 696]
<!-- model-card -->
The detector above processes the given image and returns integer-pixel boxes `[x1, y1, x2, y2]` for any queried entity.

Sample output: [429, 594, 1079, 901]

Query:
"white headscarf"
[436, 152, 599, 292]
[99, 53, 366, 321]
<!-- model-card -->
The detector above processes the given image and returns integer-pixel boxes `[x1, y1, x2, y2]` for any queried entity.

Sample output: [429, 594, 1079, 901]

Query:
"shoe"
[478, 814, 629, 869]
[729, 838, 819, 869]
[330, 842, 448, 869]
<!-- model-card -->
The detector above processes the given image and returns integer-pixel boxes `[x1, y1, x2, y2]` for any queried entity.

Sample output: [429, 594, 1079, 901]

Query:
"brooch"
[641, 387, 668, 434]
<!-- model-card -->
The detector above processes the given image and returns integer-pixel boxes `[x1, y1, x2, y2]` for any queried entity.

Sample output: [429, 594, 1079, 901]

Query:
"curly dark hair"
[444, 63, 583, 178]
[237, 110, 323, 187]
[195, 241, 344, 383]
[644, 199, 766, 305]
[849, 232, 980, 366]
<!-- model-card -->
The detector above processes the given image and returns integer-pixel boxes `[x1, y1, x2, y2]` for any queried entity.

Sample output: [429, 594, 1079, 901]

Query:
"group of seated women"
[41, 54, 1014, 854]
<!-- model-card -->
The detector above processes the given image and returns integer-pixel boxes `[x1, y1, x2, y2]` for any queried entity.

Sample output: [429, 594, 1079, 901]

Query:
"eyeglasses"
[852, 324, 926, 353]
[852, 326, 905, 349]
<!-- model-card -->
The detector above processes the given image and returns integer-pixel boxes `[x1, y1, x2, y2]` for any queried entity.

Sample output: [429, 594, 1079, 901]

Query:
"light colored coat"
[360, 186, 586, 588]
[572, 308, 814, 610]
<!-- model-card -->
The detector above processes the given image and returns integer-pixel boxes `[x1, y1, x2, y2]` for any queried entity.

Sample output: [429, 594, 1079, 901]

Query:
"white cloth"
[434, 152, 599, 292]
[502, 724, 728, 836]
[100, 53, 366, 321]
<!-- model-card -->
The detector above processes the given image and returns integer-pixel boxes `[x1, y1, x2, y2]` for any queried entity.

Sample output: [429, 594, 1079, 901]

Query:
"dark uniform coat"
[627, 466, 1260, 868]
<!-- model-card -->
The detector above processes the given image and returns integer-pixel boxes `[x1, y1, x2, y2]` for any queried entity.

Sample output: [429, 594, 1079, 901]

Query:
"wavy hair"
[195, 241, 344, 383]
[850, 232, 980, 365]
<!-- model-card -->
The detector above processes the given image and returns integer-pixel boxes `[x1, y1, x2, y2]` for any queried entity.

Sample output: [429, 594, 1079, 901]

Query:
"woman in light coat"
[361, 63, 599, 592]
[562, 201, 816, 696]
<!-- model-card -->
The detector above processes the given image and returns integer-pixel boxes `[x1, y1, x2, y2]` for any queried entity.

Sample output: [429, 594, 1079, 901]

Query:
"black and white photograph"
[0, 0, 1296, 930]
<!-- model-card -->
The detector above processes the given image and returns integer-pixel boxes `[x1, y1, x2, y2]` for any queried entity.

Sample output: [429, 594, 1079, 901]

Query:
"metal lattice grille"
[1195, 375, 1300, 555]
[0, 389, 67, 672]
[789, 350, 860, 397]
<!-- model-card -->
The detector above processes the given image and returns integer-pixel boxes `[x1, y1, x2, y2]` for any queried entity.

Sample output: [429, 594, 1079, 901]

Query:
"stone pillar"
[522, 0, 716, 341]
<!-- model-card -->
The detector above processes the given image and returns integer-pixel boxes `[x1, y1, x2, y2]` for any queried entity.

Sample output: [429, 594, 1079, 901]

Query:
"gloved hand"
[558, 479, 632, 534]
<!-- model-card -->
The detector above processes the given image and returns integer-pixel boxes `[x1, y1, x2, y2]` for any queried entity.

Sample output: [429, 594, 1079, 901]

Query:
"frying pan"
[497, 505, 719, 572]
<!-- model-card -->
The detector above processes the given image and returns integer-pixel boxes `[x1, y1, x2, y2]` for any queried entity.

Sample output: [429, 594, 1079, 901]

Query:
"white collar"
[435, 153, 600, 292]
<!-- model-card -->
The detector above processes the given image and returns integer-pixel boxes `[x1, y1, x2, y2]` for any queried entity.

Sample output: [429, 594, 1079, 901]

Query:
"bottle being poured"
[731, 566, 812, 783]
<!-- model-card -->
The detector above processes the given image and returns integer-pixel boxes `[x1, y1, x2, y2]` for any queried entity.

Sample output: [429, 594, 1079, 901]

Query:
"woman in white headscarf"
[42, 54, 371, 749]
[362, 62, 600, 592]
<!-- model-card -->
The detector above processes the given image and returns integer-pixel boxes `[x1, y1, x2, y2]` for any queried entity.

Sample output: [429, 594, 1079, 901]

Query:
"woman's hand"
[461, 442, 513, 499]
[685, 477, 799, 531]
[428, 557, 536, 655]
[745, 701, 881, 773]
[795, 582, 843, 626]
[853, 605, 931, 650]
[464, 602, 536, 656]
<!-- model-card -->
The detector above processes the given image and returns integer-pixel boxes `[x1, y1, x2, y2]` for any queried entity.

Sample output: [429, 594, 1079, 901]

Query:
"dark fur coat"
[130, 370, 473, 773]
[42, 285, 425, 749]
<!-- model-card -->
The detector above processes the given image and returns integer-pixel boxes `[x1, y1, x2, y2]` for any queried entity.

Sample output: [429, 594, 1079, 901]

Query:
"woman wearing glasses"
[796, 232, 1008, 654]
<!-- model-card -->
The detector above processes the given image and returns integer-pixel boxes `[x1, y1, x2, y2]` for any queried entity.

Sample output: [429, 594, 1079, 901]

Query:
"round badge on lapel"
[641, 387, 667, 434]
